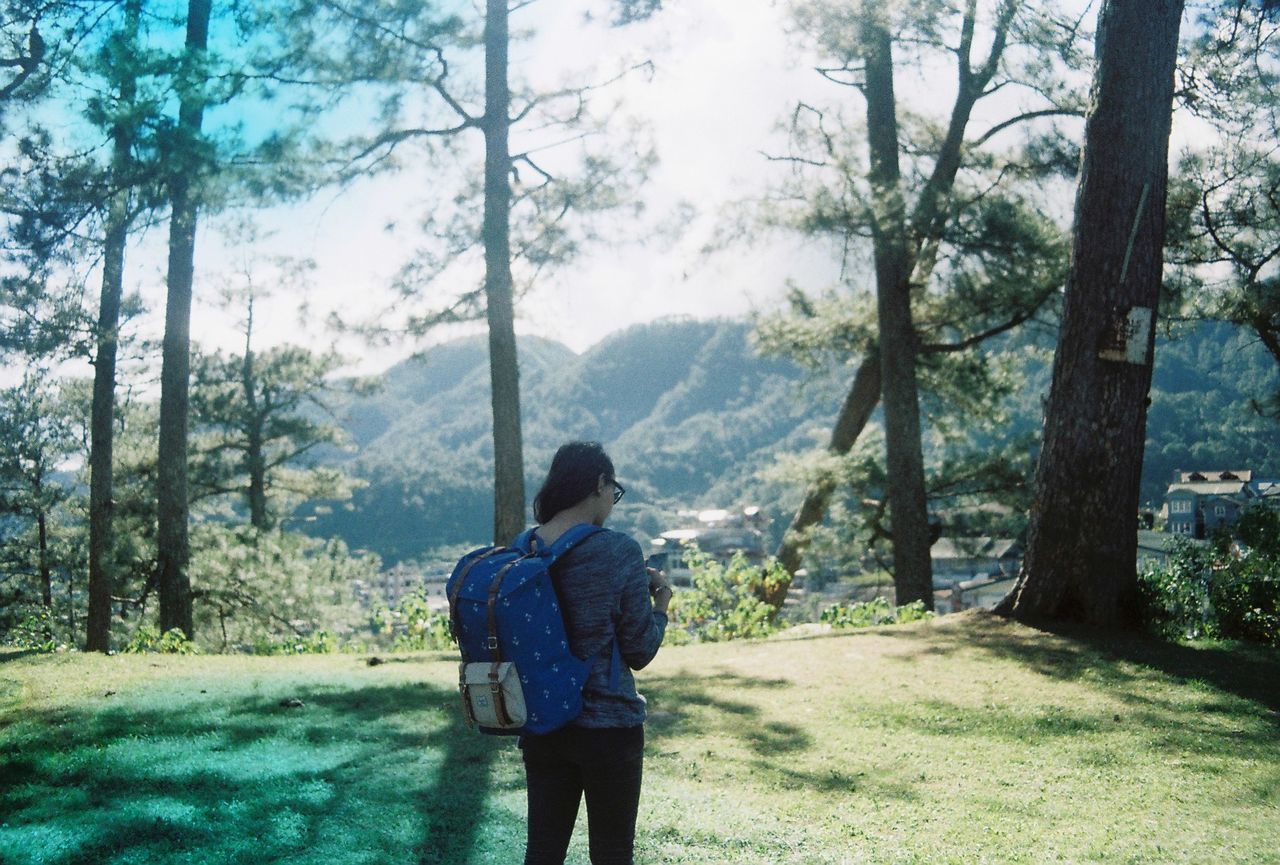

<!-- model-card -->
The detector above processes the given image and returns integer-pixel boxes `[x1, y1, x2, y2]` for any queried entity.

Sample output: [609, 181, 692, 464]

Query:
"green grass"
[2, 612, 1278, 864]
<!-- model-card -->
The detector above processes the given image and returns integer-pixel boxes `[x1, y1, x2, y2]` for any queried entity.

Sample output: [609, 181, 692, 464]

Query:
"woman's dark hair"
[533, 441, 616, 524]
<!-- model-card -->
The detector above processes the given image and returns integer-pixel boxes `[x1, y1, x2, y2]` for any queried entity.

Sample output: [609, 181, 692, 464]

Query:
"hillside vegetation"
[2, 613, 1277, 864]
[306, 318, 1280, 565]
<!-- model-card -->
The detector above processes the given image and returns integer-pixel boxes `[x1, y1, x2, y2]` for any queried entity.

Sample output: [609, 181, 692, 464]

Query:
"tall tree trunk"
[86, 0, 141, 653]
[775, 351, 881, 577]
[157, 0, 211, 638]
[38, 508, 51, 610]
[861, 14, 933, 608]
[774, 1, 1015, 600]
[241, 300, 269, 530]
[998, 0, 1184, 628]
[482, 0, 525, 546]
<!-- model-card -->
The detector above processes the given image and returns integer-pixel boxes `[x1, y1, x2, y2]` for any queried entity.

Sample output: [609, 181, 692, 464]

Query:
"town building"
[929, 537, 1022, 613]
[1163, 469, 1276, 539]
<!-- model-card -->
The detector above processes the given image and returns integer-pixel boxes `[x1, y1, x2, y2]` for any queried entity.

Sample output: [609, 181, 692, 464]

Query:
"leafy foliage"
[122, 626, 199, 654]
[1139, 507, 1280, 646]
[818, 597, 934, 629]
[0, 607, 60, 652]
[664, 548, 790, 644]
[371, 590, 453, 652]
[187, 525, 377, 652]
[1167, 2, 1280, 414]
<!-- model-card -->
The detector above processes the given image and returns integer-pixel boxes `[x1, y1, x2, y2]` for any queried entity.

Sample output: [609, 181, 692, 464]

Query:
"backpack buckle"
[487, 636, 499, 651]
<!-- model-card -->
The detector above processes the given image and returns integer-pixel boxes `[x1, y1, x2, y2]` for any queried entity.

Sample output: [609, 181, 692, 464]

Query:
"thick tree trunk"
[86, 0, 141, 653]
[157, 0, 211, 638]
[775, 350, 881, 577]
[482, 0, 525, 546]
[862, 16, 933, 609]
[998, 0, 1184, 628]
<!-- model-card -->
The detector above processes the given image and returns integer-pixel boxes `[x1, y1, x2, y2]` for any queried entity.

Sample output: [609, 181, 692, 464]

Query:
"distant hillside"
[305, 319, 838, 563]
[302, 317, 1279, 565]
[1144, 320, 1280, 502]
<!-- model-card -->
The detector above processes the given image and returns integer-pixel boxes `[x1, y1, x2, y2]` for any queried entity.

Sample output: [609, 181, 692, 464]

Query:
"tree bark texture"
[482, 0, 526, 546]
[999, 0, 1184, 628]
[87, 0, 141, 652]
[157, 0, 211, 638]
[861, 16, 933, 608]
[775, 351, 882, 577]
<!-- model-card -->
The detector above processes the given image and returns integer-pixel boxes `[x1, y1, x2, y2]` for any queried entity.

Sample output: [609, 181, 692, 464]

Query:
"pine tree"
[997, 0, 1185, 627]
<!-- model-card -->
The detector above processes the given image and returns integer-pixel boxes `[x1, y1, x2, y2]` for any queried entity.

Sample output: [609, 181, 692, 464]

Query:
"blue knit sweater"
[547, 528, 667, 728]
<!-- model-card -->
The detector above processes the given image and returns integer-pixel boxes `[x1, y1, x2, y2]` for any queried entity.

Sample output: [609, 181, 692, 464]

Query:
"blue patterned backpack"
[447, 524, 603, 735]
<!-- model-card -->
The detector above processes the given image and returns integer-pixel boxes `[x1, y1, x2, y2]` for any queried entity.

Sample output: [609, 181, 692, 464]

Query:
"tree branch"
[0, 25, 44, 102]
[970, 108, 1084, 148]
[919, 288, 1053, 354]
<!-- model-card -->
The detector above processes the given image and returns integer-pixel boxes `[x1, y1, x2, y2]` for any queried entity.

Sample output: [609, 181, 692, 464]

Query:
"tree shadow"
[875, 612, 1280, 729]
[0, 676, 505, 865]
[643, 670, 810, 753]
[641, 668, 935, 805]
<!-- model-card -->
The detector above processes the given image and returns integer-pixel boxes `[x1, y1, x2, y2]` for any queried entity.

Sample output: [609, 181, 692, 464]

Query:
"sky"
[109, 0, 1177, 378]
[119, 0, 845, 374]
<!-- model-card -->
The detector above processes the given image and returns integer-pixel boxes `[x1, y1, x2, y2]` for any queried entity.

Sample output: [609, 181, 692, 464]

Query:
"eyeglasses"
[610, 480, 626, 504]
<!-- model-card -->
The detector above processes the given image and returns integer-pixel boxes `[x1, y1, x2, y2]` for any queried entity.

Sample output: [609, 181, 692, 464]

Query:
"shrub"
[372, 590, 454, 651]
[1139, 509, 1280, 647]
[665, 549, 790, 644]
[2, 607, 60, 652]
[249, 629, 341, 655]
[819, 598, 934, 629]
[122, 626, 200, 655]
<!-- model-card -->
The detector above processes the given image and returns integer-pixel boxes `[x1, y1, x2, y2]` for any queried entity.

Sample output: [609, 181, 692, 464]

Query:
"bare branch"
[815, 63, 863, 88]
[348, 120, 476, 164]
[919, 289, 1054, 355]
[970, 108, 1084, 148]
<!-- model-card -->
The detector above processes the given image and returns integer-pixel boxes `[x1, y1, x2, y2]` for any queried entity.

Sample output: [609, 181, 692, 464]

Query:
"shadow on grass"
[640, 670, 931, 805]
[0, 675, 506, 865]
[924, 612, 1279, 711]
[864, 613, 1280, 759]
[642, 670, 809, 754]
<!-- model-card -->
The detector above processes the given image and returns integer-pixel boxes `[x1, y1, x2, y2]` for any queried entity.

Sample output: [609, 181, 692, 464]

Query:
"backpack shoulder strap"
[511, 527, 539, 553]
[545, 524, 605, 564]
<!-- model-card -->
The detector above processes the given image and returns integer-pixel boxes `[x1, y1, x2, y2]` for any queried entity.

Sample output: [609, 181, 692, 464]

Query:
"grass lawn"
[1, 611, 1277, 864]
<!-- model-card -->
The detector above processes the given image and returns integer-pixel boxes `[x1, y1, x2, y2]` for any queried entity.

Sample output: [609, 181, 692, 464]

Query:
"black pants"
[520, 724, 645, 865]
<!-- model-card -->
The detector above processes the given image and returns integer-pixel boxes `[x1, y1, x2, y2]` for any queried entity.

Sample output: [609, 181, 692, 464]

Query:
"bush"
[665, 549, 790, 644]
[819, 598, 934, 629]
[1139, 508, 1280, 647]
[2, 607, 61, 652]
[249, 629, 341, 655]
[122, 626, 200, 655]
[372, 590, 454, 651]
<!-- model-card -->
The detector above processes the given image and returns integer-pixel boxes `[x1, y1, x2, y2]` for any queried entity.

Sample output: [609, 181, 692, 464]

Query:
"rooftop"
[1167, 481, 1251, 497]
[1177, 469, 1254, 482]
[931, 537, 1022, 560]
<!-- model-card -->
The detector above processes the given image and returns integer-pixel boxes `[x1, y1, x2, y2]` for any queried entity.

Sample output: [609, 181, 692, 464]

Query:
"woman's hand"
[647, 567, 673, 614]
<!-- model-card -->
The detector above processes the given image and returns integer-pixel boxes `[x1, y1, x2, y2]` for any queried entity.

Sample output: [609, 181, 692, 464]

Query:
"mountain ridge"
[303, 317, 1280, 566]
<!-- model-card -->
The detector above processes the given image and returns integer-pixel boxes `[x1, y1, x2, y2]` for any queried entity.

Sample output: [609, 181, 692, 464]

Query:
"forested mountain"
[304, 318, 1279, 566]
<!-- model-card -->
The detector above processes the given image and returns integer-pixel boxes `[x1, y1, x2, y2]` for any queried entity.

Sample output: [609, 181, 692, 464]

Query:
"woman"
[521, 441, 672, 865]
